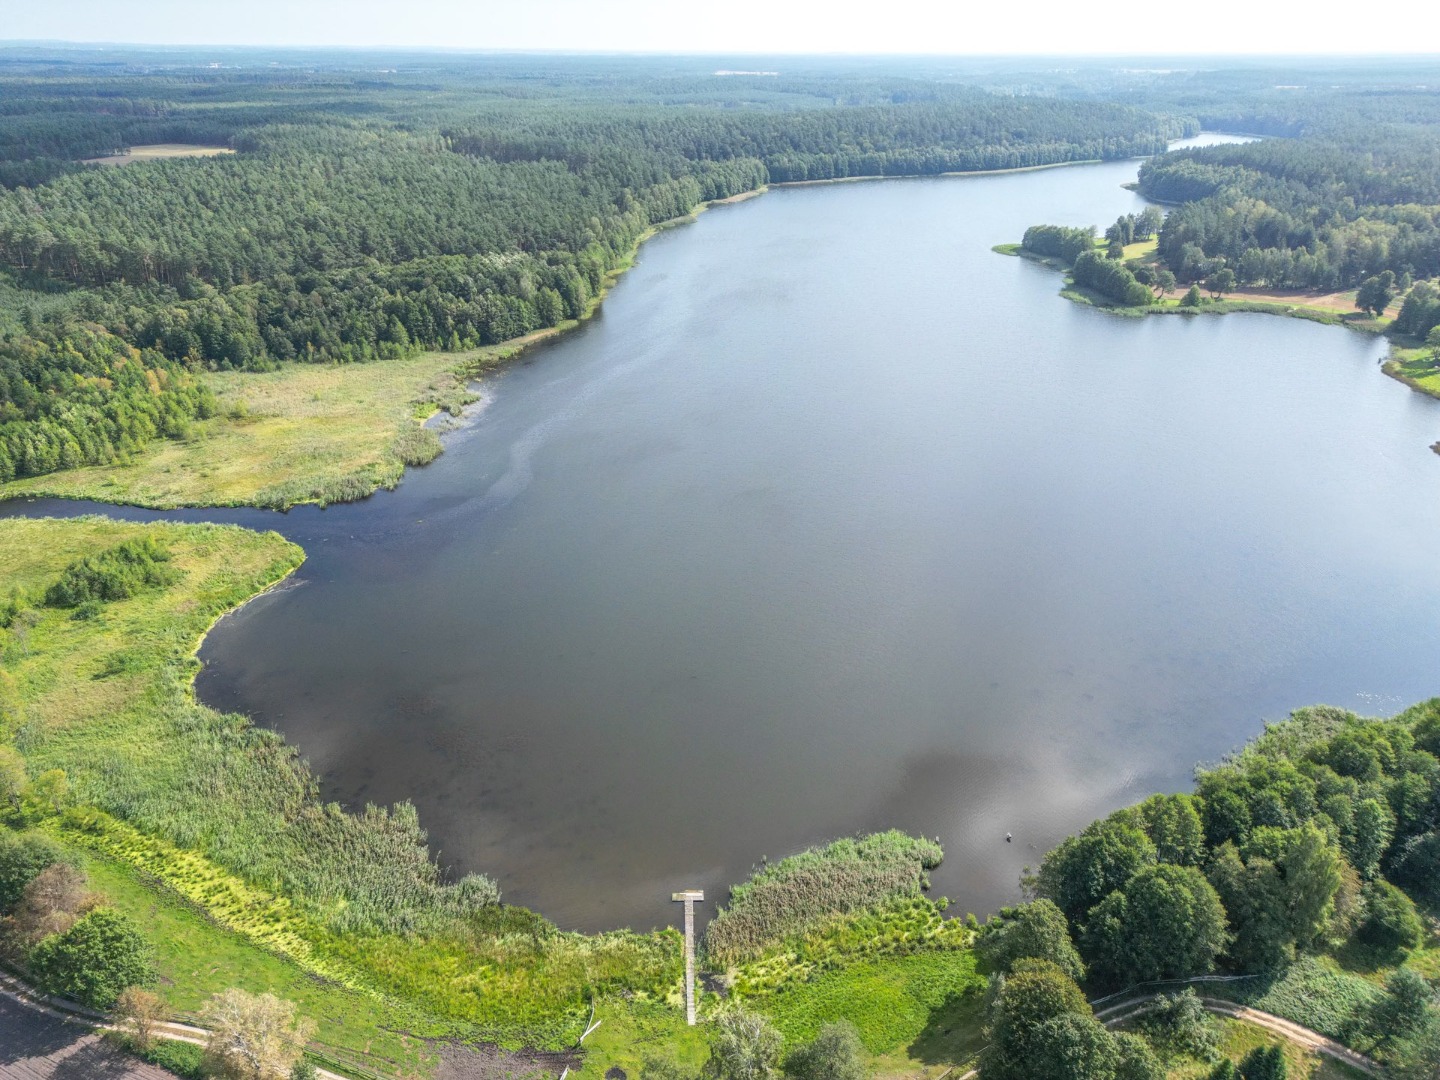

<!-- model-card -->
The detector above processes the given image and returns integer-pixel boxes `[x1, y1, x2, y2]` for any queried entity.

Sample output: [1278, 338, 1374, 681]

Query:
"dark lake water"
[7, 136, 1440, 933]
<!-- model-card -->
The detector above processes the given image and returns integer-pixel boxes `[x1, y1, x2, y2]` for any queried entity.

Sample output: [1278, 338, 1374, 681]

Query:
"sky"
[5, 0, 1438, 55]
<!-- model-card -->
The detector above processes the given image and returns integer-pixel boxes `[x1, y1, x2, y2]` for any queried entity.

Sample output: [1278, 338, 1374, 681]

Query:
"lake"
[7, 135, 1440, 932]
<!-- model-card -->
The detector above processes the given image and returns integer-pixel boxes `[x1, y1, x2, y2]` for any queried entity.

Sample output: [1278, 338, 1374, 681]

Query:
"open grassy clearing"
[1384, 343, 1440, 405]
[83, 144, 236, 166]
[75, 846, 441, 1076]
[0, 349, 479, 509]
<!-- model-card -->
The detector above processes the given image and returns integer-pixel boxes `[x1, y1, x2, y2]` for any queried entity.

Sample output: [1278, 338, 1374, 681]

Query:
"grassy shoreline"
[0, 189, 759, 514]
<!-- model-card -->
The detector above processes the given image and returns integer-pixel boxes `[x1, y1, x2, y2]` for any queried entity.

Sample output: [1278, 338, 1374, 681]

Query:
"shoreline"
[0, 186, 777, 515]
[771, 156, 1109, 189]
[1002, 239, 1440, 454]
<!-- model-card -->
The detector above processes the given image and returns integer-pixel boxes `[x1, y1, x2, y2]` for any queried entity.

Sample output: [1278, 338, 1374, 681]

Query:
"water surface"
[8, 136, 1440, 932]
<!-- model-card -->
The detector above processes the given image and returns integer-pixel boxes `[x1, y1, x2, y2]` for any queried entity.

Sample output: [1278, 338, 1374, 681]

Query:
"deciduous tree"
[201, 989, 316, 1080]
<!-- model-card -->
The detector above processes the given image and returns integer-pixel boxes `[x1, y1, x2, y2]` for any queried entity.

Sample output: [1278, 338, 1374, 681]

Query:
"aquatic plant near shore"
[704, 831, 942, 968]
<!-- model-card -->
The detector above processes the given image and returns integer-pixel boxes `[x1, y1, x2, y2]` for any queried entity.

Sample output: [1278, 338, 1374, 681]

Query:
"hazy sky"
[6, 0, 1437, 55]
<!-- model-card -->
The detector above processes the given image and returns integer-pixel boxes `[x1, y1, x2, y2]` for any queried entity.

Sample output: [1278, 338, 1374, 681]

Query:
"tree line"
[1139, 131, 1440, 290]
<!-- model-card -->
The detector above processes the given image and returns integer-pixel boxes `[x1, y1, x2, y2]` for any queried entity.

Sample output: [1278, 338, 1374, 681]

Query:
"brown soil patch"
[431, 1041, 578, 1080]
[1157, 284, 1401, 316]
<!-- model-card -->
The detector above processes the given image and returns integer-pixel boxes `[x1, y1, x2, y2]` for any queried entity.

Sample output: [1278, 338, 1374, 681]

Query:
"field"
[0, 343, 521, 508]
[83, 144, 236, 166]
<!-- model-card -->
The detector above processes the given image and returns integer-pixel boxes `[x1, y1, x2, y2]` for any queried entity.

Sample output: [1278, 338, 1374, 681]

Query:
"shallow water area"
[7, 135, 1440, 933]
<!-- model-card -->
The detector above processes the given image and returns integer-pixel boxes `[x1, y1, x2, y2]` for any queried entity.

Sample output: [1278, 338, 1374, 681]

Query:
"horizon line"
[4, 40, 1440, 61]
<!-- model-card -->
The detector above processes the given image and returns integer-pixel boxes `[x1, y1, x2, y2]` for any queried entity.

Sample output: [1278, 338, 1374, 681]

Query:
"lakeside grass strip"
[50, 809, 364, 989]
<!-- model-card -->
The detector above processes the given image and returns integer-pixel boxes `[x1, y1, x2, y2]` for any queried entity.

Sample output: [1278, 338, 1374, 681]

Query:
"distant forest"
[1, 50, 1437, 483]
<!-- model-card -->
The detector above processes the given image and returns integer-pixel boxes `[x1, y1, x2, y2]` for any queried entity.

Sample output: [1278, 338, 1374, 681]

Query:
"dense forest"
[1137, 116, 1440, 310]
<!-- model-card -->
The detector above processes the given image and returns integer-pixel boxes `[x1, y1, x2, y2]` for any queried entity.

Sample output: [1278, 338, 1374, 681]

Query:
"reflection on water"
[6, 136, 1439, 932]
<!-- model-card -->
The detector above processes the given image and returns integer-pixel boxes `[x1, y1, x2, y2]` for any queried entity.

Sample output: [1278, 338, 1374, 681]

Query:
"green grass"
[0, 350, 483, 510]
[79, 849, 440, 1075]
[570, 998, 713, 1080]
[1204, 957, 1383, 1047]
[745, 950, 984, 1056]
[1384, 344, 1440, 402]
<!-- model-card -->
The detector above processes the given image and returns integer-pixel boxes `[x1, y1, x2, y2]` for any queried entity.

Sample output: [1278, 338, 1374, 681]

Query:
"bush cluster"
[43, 536, 180, 608]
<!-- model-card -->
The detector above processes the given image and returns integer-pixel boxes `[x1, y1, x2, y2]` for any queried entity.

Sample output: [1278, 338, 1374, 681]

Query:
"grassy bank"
[0, 516, 687, 1064]
[0, 191, 759, 514]
[1383, 344, 1440, 451]
[4, 515, 1432, 1079]
[1, 515, 984, 1075]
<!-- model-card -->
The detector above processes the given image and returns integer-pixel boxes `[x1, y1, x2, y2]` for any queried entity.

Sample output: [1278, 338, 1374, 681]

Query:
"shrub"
[709, 1007, 783, 1080]
[1356, 880, 1424, 957]
[705, 832, 942, 966]
[979, 959, 1119, 1080]
[1237, 1045, 1285, 1080]
[0, 745, 26, 807]
[783, 1020, 865, 1080]
[44, 537, 180, 608]
[393, 425, 443, 467]
[1391, 831, 1440, 904]
[0, 671, 22, 732]
[115, 987, 168, 1051]
[4, 861, 90, 952]
[1136, 989, 1220, 1061]
[126, 1037, 207, 1080]
[1113, 1032, 1165, 1080]
[0, 829, 67, 911]
[1365, 968, 1437, 1053]
[29, 907, 156, 1008]
[641, 1054, 701, 1080]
